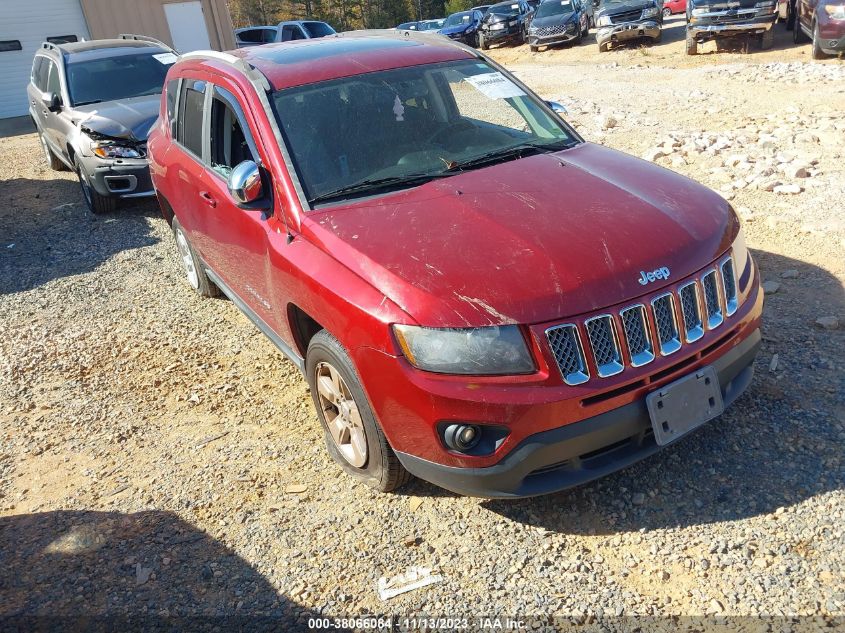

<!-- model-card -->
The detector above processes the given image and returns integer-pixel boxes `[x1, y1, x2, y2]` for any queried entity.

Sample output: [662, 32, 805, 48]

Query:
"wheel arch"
[288, 303, 326, 358]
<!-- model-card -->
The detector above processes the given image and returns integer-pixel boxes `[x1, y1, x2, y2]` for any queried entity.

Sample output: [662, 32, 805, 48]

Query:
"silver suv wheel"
[315, 361, 368, 467]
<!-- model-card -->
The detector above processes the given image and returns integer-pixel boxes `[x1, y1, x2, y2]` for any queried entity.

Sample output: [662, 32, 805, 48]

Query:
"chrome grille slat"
[546, 324, 589, 385]
[702, 269, 724, 329]
[651, 293, 682, 356]
[678, 281, 704, 343]
[620, 305, 654, 367]
[720, 256, 738, 316]
[585, 315, 624, 377]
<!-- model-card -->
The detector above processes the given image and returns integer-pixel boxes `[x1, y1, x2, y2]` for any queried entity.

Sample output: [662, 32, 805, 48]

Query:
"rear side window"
[281, 25, 306, 41]
[166, 79, 179, 123]
[178, 80, 206, 157]
[237, 28, 264, 43]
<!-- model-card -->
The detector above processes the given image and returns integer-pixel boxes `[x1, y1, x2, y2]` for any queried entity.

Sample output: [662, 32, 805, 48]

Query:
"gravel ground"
[1, 22, 843, 630]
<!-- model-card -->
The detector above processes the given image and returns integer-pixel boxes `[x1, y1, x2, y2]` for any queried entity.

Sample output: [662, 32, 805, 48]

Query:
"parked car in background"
[528, 0, 592, 50]
[235, 20, 335, 46]
[662, 0, 687, 16]
[684, 0, 777, 53]
[396, 19, 446, 30]
[440, 9, 485, 45]
[595, 0, 663, 50]
[791, 0, 845, 57]
[149, 31, 762, 497]
[28, 35, 176, 213]
[478, 0, 536, 48]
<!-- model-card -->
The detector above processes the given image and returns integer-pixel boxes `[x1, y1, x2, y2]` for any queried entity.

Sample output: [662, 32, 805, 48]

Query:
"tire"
[785, 0, 795, 29]
[760, 26, 774, 49]
[39, 131, 65, 171]
[575, 26, 584, 44]
[811, 22, 826, 58]
[654, 29, 663, 43]
[77, 166, 117, 214]
[479, 33, 489, 49]
[171, 217, 219, 297]
[685, 28, 698, 54]
[599, 41, 610, 51]
[530, 44, 538, 51]
[306, 330, 410, 493]
[662, 7, 671, 17]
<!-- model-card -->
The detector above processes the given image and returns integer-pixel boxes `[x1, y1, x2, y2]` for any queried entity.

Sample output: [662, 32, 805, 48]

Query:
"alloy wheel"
[315, 361, 368, 468]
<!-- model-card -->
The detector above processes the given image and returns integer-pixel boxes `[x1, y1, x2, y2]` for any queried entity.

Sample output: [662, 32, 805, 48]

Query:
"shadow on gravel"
[0, 509, 320, 631]
[479, 249, 845, 534]
[0, 178, 160, 295]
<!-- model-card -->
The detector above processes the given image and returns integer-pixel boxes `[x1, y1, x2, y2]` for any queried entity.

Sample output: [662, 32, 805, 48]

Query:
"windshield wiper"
[308, 172, 446, 205]
[74, 99, 103, 106]
[442, 140, 572, 173]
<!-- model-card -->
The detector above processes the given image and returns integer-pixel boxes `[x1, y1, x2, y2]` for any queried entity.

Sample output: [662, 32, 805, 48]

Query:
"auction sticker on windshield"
[465, 72, 526, 100]
[153, 52, 178, 65]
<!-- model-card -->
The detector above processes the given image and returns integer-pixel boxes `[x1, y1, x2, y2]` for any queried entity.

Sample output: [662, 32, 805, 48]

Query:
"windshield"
[66, 50, 173, 106]
[489, 2, 521, 15]
[272, 59, 577, 206]
[444, 11, 474, 26]
[535, 0, 576, 16]
[302, 21, 336, 37]
[420, 19, 445, 29]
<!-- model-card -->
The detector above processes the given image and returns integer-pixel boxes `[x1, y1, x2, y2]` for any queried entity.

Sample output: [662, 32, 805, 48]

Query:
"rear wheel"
[760, 26, 774, 48]
[685, 28, 698, 54]
[306, 330, 410, 492]
[39, 132, 65, 171]
[172, 217, 219, 297]
[662, 7, 671, 17]
[77, 166, 117, 214]
[811, 21, 826, 58]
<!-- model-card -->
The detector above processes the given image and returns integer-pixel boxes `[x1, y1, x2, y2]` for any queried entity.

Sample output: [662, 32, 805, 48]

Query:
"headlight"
[509, 19, 519, 25]
[732, 225, 749, 285]
[393, 324, 535, 375]
[824, 3, 845, 17]
[597, 14, 612, 25]
[691, 7, 708, 14]
[91, 141, 142, 159]
[754, 0, 775, 6]
[642, 6, 660, 17]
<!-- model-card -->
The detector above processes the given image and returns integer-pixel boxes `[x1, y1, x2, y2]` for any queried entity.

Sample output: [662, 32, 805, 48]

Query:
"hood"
[484, 11, 515, 22]
[532, 11, 578, 25]
[73, 94, 161, 142]
[305, 142, 738, 328]
[598, 0, 652, 13]
[440, 23, 474, 34]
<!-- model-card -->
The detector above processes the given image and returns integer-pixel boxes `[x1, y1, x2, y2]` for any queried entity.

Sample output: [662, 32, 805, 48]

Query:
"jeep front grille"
[678, 281, 704, 343]
[546, 255, 740, 384]
[585, 315, 624, 377]
[609, 9, 643, 22]
[545, 324, 589, 385]
[620, 305, 654, 367]
[651, 293, 682, 356]
[701, 269, 723, 329]
[720, 257, 738, 316]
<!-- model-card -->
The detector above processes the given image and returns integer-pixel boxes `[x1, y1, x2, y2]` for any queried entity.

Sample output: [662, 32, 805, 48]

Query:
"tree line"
[226, 0, 474, 31]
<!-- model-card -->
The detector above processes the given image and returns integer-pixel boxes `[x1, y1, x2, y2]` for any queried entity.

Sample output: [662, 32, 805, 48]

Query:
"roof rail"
[180, 50, 271, 92]
[335, 28, 481, 57]
[40, 41, 63, 53]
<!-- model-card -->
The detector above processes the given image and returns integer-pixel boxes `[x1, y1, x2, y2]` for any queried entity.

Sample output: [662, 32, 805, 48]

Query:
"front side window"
[65, 49, 174, 106]
[31, 57, 46, 90]
[281, 25, 306, 41]
[177, 80, 205, 157]
[302, 21, 335, 37]
[208, 91, 255, 178]
[46, 61, 61, 97]
[272, 59, 577, 206]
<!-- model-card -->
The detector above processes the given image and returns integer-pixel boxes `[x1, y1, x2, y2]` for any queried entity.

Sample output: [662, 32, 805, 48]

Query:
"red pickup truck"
[148, 32, 762, 497]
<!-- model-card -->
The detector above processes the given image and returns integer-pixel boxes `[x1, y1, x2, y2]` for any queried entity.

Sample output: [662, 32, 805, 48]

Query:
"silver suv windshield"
[66, 50, 174, 106]
[272, 59, 577, 206]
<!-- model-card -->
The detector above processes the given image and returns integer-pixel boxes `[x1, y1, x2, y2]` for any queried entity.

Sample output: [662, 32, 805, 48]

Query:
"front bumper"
[397, 327, 761, 497]
[481, 25, 523, 43]
[687, 13, 776, 39]
[597, 20, 661, 45]
[78, 154, 155, 199]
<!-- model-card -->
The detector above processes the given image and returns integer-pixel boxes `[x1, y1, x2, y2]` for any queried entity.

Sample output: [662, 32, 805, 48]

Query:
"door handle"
[199, 191, 217, 208]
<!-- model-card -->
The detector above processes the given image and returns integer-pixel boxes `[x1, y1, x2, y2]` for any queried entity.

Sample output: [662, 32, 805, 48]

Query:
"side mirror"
[41, 91, 62, 112]
[547, 100, 568, 115]
[227, 160, 263, 205]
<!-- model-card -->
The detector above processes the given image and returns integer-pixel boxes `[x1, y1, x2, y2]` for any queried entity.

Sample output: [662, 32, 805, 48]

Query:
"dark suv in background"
[479, 0, 536, 48]
[595, 0, 663, 51]
[235, 21, 336, 46]
[791, 0, 845, 57]
[685, 0, 778, 54]
[27, 35, 176, 213]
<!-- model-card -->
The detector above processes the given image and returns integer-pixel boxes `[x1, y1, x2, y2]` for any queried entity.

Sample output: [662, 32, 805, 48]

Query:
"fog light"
[444, 424, 481, 452]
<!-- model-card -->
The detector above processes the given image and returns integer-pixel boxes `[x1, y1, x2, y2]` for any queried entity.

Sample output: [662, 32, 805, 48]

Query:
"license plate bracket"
[646, 366, 724, 446]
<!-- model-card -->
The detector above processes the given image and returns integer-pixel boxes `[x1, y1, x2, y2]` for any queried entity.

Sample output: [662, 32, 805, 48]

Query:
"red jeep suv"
[148, 32, 763, 498]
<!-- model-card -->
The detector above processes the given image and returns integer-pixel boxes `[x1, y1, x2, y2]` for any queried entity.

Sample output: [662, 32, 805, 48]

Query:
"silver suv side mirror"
[228, 160, 263, 204]
[546, 101, 568, 115]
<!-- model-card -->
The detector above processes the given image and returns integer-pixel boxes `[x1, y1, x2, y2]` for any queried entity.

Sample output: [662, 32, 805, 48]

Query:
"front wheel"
[785, 0, 795, 29]
[77, 167, 117, 214]
[662, 7, 671, 17]
[479, 33, 489, 49]
[793, 15, 808, 41]
[306, 330, 410, 492]
[599, 40, 610, 51]
[530, 44, 539, 51]
[760, 26, 774, 48]
[685, 29, 698, 54]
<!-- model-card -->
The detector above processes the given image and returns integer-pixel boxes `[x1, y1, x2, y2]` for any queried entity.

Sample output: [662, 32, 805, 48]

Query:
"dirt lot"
[1, 22, 844, 629]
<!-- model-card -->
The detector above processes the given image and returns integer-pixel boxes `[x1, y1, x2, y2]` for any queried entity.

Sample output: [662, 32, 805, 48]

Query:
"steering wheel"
[425, 119, 476, 149]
